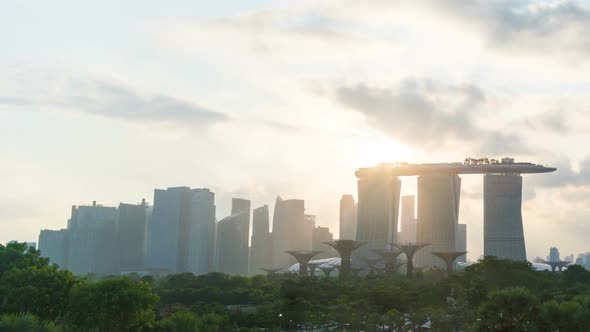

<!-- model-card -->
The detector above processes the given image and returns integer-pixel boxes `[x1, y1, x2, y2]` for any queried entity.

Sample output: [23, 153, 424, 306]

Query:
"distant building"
[230, 198, 251, 275]
[186, 189, 216, 275]
[116, 200, 149, 272]
[355, 166, 401, 266]
[38, 229, 69, 269]
[399, 195, 417, 244]
[67, 202, 118, 275]
[272, 196, 308, 268]
[145, 187, 216, 274]
[216, 210, 249, 275]
[249, 205, 273, 274]
[548, 247, 560, 263]
[312, 225, 336, 259]
[145, 187, 192, 272]
[416, 175, 461, 269]
[484, 174, 527, 261]
[302, 214, 316, 251]
[456, 224, 467, 263]
[339, 195, 357, 240]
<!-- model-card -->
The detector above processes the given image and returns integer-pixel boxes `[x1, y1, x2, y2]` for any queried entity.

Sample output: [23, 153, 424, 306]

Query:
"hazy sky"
[2, 0, 590, 260]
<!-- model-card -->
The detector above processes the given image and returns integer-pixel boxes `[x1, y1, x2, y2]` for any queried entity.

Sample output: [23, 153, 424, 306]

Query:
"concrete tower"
[456, 224, 467, 263]
[272, 196, 309, 268]
[416, 174, 461, 269]
[355, 165, 401, 261]
[116, 201, 150, 272]
[399, 195, 417, 244]
[250, 205, 273, 275]
[484, 174, 526, 261]
[339, 195, 357, 240]
[186, 189, 216, 275]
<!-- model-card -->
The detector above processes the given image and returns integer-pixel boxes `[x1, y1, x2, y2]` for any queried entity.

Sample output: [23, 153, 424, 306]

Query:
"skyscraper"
[145, 187, 192, 272]
[416, 174, 461, 269]
[116, 200, 149, 272]
[312, 225, 336, 259]
[399, 195, 417, 244]
[67, 202, 117, 275]
[456, 223, 467, 263]
[186, 189, 216, 275]
[302, 214, 316, 251]
[145, 187, 217, 273]
[38, 229, 69, 269]
[250, 205, 273, 274]
[484, 174, 527, 261]
[272, 196, 308, 268]
[216, 209, 249, 275]
[549, 247, 560, 263]
[355, 166, 401, 257]
[339, 195, 357, 240]
[230, 198, 251, 274]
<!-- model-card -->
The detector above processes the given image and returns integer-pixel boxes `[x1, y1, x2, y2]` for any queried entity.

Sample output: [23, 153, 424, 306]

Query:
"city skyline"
[3, 0, 590, 262]
[34, 158, 561, 275]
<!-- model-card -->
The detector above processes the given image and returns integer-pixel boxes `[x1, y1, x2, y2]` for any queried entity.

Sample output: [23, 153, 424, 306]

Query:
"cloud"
[523, 109, 570, 133]
[0, 79, 228, 129]
[330, 78, 531, 153]
[422, 0, 590, 57]
[531, 156, 590, 188]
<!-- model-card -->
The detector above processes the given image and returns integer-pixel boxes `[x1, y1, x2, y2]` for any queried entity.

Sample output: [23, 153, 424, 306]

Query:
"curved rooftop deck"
[355, 159, 556, 178]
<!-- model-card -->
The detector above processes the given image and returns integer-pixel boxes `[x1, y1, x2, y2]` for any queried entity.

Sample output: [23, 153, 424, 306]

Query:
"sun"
[354, 135, 413, 168]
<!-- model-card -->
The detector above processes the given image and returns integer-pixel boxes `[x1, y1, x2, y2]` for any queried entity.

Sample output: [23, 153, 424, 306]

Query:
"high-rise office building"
[302, 214, 316, 251]
[399, 195, 417, 244]
[355, 166, 401, 259]
[312, 225, 336, 259]
[339, 195, 357, 240]
[250, 205, 273, 274]
[67, 202, 117, 275]
[145, 187, 192, 272]
[272, 196, 308, 268]
[416, 174, 461, 269]
[456, 223, 467, 263]
[216, 210, 249, 275]
[484, 174, 527, 261]
[187, 189, 216, 275]
[548, 247, 560, 263]
[230, 198, 251, 274]
[146, 187, 217, 274]
[38, 229, 69, 269]
[116, 200, 149, 272]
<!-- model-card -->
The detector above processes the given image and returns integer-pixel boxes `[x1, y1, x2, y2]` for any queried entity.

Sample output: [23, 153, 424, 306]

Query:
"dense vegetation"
[2, 242, 590, 331]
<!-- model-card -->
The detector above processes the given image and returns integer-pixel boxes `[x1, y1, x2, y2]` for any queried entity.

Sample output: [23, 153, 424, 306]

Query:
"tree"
[65, 277, 158, 332]
[563, 264, 590, 287]
[473, 287, 539, 332]
[539, 296, 590, 331]
[0, 266, 76, 320]
[0, 243, 48, 277]
[158, 311, 229, 332]
[0, 313, 59, 332]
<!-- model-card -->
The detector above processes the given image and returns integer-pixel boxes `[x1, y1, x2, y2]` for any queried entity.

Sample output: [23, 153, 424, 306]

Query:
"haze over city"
[3, 0, 590, 263]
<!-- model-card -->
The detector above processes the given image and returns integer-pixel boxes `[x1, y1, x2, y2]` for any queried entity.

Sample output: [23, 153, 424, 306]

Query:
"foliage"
[65, 277, 159, 332]
[0, 313, 59, 332]
[0, 243, 48, 278]
[0, 265, 76, 320]
[472, 287, 539, 331]
[2, 247, 590, 331]
[158, 311, 229, 332]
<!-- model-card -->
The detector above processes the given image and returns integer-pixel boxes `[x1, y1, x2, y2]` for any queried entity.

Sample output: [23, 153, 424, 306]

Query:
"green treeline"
[2, 242, 590, 331]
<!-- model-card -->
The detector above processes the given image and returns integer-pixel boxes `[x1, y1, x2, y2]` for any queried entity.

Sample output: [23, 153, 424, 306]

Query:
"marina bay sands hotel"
[354, 158, 556, 268]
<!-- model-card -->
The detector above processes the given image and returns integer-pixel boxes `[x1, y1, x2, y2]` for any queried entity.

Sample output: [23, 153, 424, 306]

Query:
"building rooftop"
[356, 157, 556, 178]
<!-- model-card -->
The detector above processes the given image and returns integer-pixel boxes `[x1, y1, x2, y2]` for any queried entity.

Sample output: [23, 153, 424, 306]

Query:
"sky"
[1, 0, 590, 261]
